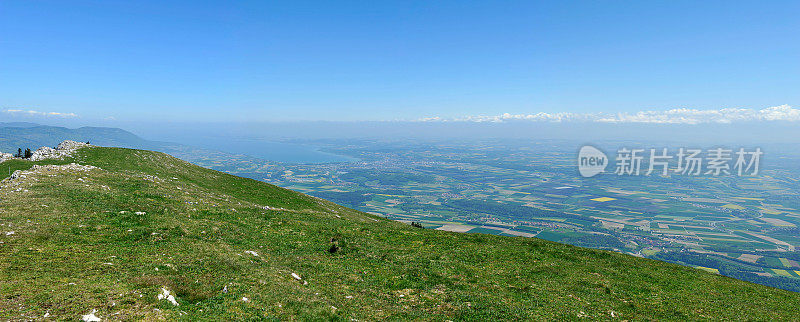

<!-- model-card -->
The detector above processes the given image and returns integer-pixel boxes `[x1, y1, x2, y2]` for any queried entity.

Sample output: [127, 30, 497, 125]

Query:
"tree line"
[13, 148, 33, 159]
[10, 141, 89, 159]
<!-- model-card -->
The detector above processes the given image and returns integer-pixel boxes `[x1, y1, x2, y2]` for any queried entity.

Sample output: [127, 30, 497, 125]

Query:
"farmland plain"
[188, 138, 800, 292]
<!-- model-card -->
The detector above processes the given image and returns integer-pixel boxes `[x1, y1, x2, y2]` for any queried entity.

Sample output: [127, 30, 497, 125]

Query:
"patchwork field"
[185, 139, 800, 292]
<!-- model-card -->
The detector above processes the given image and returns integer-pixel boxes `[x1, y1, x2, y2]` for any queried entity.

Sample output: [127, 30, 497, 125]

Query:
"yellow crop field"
[759, 207, 783, 215]
[696, 266, 720, 274]
[733, 197, 765, 201]
[722, 204, 746, 210]
[772, 269, 793, 278]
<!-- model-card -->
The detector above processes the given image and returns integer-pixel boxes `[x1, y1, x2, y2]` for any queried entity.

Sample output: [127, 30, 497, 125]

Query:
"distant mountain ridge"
[0, 122, 280, 174]
[0, 123, 159, 153]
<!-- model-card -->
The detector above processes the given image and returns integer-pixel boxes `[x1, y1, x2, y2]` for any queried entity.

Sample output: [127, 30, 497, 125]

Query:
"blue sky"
[1, 0, 798, 122]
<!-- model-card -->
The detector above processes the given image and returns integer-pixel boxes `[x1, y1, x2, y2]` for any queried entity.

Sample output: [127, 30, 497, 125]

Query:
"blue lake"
[243, 141, 356, 164]
[192, 138, 356, 164]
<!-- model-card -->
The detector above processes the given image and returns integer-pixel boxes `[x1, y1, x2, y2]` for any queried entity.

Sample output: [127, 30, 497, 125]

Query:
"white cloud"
[3, 109, 78, 118]
[419, 105, 800, 124]
[759, 104, 800, 121]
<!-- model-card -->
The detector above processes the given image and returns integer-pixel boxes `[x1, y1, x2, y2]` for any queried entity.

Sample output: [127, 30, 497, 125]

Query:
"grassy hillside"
[1, 147, 798, 320]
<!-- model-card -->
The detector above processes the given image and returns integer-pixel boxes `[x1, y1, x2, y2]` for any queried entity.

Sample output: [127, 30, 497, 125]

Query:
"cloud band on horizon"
[420, 105, 800, 124]
[3, 109, 78, 118]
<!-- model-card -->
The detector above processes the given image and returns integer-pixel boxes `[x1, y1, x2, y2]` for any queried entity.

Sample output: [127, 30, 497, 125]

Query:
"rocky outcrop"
[3, 163, 101, 184]
[0, 153, 12, 162]
[56, 140, 91, 151]
[29, 140, 92, 161]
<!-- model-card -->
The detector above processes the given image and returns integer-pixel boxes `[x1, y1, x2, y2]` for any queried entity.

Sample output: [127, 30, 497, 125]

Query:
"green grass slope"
[1, 147, 798, 320]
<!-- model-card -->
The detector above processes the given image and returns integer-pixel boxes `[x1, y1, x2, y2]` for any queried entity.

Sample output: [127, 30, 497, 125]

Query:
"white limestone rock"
[29, 140, 92, 161]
